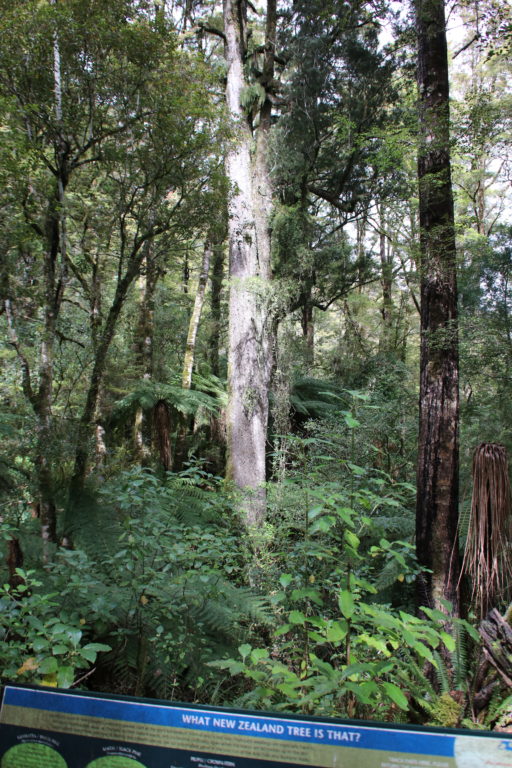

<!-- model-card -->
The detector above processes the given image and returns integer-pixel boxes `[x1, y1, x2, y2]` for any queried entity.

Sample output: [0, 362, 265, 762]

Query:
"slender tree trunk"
[378, 205, 394, 355]
[182, 240, 212, 389]
[37, 212, 60, 550]
[173, 240, 213, 470]
[301, 302, 314, 368]
[35, 17, 69, 553]
[414, 0, 460, 617]
[223, 0, 274, 528]
[69, 256, 146, 505]
[133, 254, 158, 461]
[208, 242, 225, 377]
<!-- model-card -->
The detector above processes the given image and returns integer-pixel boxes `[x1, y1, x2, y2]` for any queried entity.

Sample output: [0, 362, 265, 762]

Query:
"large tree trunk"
[223, 0, 274, 528]
[414, 0, 460, 617]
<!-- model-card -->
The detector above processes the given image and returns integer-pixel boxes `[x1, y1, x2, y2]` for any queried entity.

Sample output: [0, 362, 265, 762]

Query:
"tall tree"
[223, 0, 275, 527]
[414, 0, 460, 616]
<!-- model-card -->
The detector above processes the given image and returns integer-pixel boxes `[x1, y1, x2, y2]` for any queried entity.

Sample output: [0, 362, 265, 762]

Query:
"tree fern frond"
[375, 556, 408, 592]
[111, 380, 221, 424]
[62, 486, 121, 558]
[288, 377, 346, 422]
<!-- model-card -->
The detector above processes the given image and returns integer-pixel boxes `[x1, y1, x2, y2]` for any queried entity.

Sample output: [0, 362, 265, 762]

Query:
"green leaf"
[238, 644, 251, 660]
[66, 629, 82, 648]
[459, 619, 480, 642]
[326, 621, 347, 643]
[382, 682, 409, 710]
[80, 648, 98, 663]
[38, 656, 58, 675]
[338, 590, 355, 619]
[81, 643, 111, 654]
[32, 638, 50, 652]
[279, 573, 293, 588]
[57, 666, 75, 688]
[289, 610, 306, 625]
[52, 644, 70, 655]
[344, 530, 360, 549]
[250, 648, 269, 663]
[440, 632, 456, 652]
[307, 506, 324, 520]
[310, 516, 336, 534]
[411, 641, 434, 662]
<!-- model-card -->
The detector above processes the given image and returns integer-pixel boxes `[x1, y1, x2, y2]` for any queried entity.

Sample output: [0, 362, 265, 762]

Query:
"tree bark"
[182, 240, 212, 389]
[414, 0, 460, 617]
[133, 253, 159, 462]
[301, 302, 314, 368]
[34, 18, 70, 553]
[223, 0, 274, 528]
[208, 241, 225, 377]
[378, 205, 394, 356]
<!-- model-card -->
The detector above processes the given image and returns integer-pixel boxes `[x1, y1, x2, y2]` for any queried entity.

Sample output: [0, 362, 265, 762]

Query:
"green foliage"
[44, 467, 270, 700]
[288, 377, 347, 422]
[0, 0, 508, 730]
[211, 492, 470, 718]
[112, 378, 223, 421]
[0, 571, 110, 688]
[426, 692, 465, 728]
[240, 83, 266, 115]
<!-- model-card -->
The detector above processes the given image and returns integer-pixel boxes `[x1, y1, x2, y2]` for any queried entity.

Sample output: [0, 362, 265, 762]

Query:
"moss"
[427, 692, 463, 728]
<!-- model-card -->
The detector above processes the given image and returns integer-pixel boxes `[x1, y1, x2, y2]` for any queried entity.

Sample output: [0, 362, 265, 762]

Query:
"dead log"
[479, 608, 512, 687]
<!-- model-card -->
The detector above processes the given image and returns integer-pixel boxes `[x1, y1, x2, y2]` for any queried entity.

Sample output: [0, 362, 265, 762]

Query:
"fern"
[431, 650, 451, 694]
[61, 486, 121, 557]
[451, 620, 470, 690]
[111, 379, 221, 423]
[44, 467, 271, 700]
[375, 556, 409, 592]
[288, 377, 346, 421]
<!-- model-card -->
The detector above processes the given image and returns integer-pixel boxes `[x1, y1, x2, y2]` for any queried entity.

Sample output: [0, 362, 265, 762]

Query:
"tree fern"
[288, 377, 347, 422]
[112, 379, 221, 423]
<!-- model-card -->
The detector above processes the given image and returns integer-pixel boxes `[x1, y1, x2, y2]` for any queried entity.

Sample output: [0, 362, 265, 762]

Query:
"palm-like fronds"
[112, 379, 221, 421]
[461, 443, 512, 618]
[289, 377, 346, 421]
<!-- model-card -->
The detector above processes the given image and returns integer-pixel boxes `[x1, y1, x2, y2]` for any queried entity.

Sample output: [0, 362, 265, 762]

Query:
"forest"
[1, 0, 512, 732]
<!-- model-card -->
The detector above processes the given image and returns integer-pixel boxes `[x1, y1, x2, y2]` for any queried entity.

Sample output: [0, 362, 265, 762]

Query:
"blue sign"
[0, 684, 509, 768]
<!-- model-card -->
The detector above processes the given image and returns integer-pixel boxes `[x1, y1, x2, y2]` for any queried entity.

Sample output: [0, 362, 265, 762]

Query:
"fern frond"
[431, 650, 450, 694]
[111, 380, 221, 424]
[451, 621, 470, 689]
[289, 377, 346, 421]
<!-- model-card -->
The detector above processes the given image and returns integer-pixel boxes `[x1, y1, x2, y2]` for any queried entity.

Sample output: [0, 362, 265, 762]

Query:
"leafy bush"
[0, 571, 110, 688]
[212, 432, 478, 722]
[45, 466, 270, 700]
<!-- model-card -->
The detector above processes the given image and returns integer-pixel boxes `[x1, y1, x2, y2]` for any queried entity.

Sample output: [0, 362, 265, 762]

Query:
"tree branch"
[453, 33, 480, 59]
[4, 299, 36, 408]
[196, 22, 226, 43]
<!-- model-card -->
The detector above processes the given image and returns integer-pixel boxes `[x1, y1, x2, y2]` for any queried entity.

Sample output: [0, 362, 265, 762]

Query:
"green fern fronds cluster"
[112, 379, 221, 421]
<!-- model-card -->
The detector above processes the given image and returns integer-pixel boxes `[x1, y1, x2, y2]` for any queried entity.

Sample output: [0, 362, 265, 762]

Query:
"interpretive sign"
[1, 684, 512, 768]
